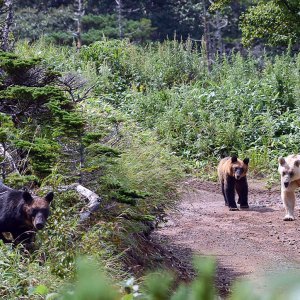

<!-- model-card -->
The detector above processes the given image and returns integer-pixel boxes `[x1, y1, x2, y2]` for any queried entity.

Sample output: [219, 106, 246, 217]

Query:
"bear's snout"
[284, 182, 289, 188]
[234, 167, 245, 180]
[33, 213, 46, 230]
[35, 222, 45, 230]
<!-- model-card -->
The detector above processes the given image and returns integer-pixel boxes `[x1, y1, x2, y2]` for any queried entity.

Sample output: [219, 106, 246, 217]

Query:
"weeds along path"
[154, 178, 300, 295]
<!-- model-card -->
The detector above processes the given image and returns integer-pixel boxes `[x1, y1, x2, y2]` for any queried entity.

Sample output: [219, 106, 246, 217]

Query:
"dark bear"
[0, 181, 53, 244]
[217, 156, 249, 211]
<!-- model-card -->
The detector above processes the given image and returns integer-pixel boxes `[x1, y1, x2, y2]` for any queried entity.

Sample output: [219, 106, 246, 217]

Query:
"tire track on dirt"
[153, 178, 300, 296]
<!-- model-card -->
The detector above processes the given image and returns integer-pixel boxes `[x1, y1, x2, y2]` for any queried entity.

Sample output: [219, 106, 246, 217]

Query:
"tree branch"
[57, 183, 102, 221]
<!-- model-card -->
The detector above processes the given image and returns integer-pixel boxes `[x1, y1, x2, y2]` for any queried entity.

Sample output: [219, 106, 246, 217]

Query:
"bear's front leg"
[220, 180, 229, 206]
[224, 176, 238, 211]
[282, 190, 296, 221]
[0, 232, 13, 243]
[235, 177, 249, 209]
[11, 230, 35, 245]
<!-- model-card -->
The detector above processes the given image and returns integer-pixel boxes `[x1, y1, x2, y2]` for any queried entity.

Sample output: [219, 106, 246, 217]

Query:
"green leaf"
[34, 284, 49, 295]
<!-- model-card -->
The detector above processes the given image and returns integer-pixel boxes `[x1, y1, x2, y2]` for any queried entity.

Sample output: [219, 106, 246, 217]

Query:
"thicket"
[20, 38, 300, 178]
[0, 51, 84, 180]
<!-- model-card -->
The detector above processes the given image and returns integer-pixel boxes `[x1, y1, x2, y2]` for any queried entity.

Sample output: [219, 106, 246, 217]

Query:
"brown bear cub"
[0, 181, 53, 244]
[217, 156, 249, 211]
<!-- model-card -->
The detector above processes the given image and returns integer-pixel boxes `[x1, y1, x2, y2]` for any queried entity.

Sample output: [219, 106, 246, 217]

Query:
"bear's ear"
[231, 156, 238, 163]
[294, 160, 300, 168]
[243, 158, 249, 165]
[45, 191, 54, 203]
[23, 191, 33, 204]
[278, 157, 286, 166]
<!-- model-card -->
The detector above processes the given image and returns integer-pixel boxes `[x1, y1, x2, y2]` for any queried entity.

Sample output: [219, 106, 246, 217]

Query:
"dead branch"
[0, 143, 20, 179]
[58, 183, 102, 221]
[58, 73, 94, 103]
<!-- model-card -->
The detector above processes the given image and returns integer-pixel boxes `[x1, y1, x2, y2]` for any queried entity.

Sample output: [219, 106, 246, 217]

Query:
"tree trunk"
[208, 3, 228, 57]
[214, 11, 223, 55]
[75, 0, 84, 50]
[0, 143, 20, 180]
[116, 0, 123, 39]
[79, 138, 84, 184]
[202, 0, 211, 71]
[1, 0, 13, 52]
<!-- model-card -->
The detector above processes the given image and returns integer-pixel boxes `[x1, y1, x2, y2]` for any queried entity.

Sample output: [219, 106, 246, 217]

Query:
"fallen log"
[57, 183, 102, 221]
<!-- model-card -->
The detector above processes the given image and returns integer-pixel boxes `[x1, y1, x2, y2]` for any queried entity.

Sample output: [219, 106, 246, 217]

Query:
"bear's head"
[231, 156, 249, 180]
[23, 191, 54, 230]
[278, 156, 300, 188]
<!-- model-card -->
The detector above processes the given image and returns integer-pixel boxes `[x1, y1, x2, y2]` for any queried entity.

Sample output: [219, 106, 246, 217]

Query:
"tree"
[0, 51, 84, 179]
[0, 0, 14, 51]
[173, 0, 229, 63]
[74, 0, 85, 49]
[115, 0, 123, 39]
[210, 0, 300, 46]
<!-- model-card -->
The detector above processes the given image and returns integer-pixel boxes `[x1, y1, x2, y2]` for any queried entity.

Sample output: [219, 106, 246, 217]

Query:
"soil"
[152, 178, 300, 297]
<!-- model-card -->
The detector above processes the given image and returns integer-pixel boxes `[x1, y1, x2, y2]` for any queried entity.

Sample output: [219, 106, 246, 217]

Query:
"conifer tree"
[0, 51, 84, 179]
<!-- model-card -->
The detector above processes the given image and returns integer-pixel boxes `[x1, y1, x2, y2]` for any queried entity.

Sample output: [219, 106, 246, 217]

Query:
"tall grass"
[69, 39, 300, 176]
[20, 38, 300, 177]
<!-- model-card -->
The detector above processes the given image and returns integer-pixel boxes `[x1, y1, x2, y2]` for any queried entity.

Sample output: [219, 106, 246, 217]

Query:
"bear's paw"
[283, 215, 295, 221]
[229, 207, 239, 211]
[240, 205, 249, 209]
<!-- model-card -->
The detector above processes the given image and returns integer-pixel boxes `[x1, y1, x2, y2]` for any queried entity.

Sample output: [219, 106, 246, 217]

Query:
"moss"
[86, 144, 122, 157]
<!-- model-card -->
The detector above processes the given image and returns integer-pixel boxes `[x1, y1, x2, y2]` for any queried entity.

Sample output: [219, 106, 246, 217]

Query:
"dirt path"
[153, 178, 300, 296]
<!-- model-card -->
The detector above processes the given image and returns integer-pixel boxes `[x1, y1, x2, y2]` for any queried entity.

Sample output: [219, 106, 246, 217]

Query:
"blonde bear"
[278, 155, 300, 221]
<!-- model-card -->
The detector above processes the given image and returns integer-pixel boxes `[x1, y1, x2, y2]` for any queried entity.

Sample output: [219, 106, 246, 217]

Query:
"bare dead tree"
[202, 0, 211, 71]
[57, 73, 95, 103]
[209, 9, 228, 55]
[74, 0, 85, 50]
[57, 72, 95, 184]
[196, 1, 228, 67]
[115, 0, 123, 39]
[1, 0, 14, 51]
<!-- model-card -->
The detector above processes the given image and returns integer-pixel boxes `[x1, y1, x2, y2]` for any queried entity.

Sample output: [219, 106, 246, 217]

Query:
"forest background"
[0, 0, 300, 299]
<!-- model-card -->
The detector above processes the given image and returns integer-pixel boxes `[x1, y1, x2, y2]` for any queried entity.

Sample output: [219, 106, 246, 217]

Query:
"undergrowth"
[16, 38, 300, 179]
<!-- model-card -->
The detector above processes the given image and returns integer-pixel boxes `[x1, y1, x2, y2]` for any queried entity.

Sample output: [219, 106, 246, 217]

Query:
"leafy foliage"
[211, 0, 300, 46]
[25, 256, 300, 300]
[240, 1, 300, 46]
[4, 0, 244, 49]
[81, 14, 155, 44]
[13, 6, 75, 44]
[0, 39, 185, 298]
